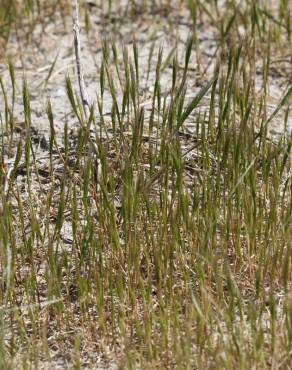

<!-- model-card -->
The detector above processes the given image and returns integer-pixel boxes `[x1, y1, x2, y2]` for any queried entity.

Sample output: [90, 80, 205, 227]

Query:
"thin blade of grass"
[179, 75, 218, 126]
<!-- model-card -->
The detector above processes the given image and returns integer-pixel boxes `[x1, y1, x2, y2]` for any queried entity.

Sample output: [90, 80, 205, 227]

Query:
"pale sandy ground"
[0, 2, 291, 139]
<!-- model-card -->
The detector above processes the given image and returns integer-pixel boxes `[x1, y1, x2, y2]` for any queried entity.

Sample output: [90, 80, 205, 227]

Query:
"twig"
[72, 0, 90, 119]
[72, 1, 100, 192]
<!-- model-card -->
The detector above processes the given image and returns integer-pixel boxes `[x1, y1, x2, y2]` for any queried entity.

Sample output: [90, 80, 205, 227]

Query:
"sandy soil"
[1, 2, 291, 139]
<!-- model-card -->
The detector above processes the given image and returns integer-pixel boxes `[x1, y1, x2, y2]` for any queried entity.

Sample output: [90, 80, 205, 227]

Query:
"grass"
[0, 0, 292, 369]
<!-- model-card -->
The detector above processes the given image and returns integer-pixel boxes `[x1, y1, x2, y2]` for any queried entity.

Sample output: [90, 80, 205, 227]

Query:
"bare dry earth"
[1, 2, 291, 137]
[0, 1, 291, 369]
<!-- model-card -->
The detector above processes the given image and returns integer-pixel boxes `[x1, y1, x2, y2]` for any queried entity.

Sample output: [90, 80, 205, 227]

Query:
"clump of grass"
[0, 0, 291, 369]
[0, 0, 69, 58]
